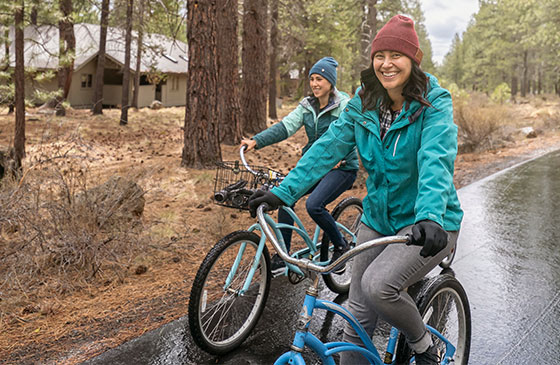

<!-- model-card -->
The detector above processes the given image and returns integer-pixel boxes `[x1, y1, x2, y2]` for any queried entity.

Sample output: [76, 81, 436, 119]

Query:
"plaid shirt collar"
[379, 105, 401, 140]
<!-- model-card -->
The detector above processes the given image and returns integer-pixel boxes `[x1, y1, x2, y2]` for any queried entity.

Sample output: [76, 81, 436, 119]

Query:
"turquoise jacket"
[252, 89, 359, 171]
[272, 74, 463, 235]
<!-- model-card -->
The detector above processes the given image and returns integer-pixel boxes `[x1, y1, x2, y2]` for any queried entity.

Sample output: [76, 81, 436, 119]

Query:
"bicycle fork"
[274, 275, 337, 365]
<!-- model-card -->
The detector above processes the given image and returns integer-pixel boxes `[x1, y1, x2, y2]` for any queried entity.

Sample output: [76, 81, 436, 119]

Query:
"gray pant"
[340, 223, 459, 364]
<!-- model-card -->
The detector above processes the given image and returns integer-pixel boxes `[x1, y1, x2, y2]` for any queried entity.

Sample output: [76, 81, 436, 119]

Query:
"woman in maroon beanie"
[249, 14, 463, 364]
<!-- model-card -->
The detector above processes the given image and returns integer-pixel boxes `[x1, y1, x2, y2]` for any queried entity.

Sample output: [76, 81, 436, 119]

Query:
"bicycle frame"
[252, 205, 460, 365]
[221, 206, 358, 296]
[275, 274, 457, 365]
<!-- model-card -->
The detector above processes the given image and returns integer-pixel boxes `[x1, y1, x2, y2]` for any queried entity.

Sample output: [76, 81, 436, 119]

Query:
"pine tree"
[241, 0, 268, 134]
[181, 0, 221, 167]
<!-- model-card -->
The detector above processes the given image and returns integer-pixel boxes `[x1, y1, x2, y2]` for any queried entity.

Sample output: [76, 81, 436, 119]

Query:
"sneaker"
[414, 344, 440, 365]
[270, 254, 286, 276]
[330, 242, 349, 275]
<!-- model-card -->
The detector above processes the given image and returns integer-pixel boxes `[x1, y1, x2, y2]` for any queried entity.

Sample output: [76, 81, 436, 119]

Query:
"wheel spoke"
[188, 231, 271, 354]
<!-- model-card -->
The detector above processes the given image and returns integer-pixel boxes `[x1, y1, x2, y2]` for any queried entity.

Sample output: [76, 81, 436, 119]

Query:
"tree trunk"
[241, 0, 268, 134]
[56, 0, 75, 116]
[92, 0, 110, 115]
[510, 66, 518, 97]
[120, 0, 133, 125]
[14, 0, 25, 170]
[537, 67, 542, 94]
[521, 50, 528, 97]
[216, 0, 242, 145]
[181, 0, 221, 168]
[132, 0, 144, 109]
[30, 0, 39, 25]
[302, 52, 313, 96]
[268, 0, 278, 120]
[360, 0, 377, 71]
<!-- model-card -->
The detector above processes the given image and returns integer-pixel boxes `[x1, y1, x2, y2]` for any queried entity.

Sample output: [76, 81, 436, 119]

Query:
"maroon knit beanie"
[370, 15, 423, 65]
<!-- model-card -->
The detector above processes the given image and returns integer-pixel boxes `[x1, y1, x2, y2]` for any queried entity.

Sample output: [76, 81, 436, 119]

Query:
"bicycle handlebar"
[240, 145, 259, 176]
[256, 204, 411, 274]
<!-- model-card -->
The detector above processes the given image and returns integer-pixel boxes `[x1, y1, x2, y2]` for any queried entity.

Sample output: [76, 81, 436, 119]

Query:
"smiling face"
[309, 74, 332, 100]
[373, 50, 412, 100]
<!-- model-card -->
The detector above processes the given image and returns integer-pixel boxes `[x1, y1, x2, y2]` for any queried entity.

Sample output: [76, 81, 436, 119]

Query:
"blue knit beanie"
[309, 57, 338, 87]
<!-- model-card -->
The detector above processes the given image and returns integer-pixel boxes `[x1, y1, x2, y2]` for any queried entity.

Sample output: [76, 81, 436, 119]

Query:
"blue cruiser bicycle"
[255, 204, 471, 365]
[188, 148, 363, 355]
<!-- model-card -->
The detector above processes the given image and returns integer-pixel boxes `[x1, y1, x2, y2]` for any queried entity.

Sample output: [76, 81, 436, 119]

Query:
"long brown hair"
[358, 61, 431, 112]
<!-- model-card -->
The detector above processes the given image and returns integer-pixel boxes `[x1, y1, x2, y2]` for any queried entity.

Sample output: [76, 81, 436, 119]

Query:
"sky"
[418, 0, 480, 65]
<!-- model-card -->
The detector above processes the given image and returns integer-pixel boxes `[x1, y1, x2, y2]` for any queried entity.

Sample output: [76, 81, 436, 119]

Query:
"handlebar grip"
[260, 202, 270, 213]
[405, 233, 419, 246]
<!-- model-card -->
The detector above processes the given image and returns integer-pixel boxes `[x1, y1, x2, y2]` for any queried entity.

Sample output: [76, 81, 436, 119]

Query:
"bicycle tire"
[320, 197, 363, 295]
[395, 272, 471, 364]
[188, 230, 271, 355]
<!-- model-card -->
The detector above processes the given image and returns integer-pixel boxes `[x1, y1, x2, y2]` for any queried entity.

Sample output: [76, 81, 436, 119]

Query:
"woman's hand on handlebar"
[248, 190, 285, 218]
[240, 138, 257, 152]
[410, 220, 448, 257]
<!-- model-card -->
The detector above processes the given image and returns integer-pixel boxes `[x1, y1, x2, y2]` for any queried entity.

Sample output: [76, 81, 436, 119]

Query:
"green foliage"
[491, 83, 511, 104]
[440, 0, 559, 96]
[445, 82, 470, 108]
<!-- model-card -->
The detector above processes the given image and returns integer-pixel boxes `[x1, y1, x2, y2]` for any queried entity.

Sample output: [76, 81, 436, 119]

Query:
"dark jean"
[277, 168, 357, 252]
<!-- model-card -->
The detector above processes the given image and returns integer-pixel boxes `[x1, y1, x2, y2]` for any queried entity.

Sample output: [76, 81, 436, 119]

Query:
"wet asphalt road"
[83, 149, 560, 365]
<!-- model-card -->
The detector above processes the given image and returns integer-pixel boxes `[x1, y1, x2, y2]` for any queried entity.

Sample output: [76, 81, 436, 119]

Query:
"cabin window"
[81, 74, 93, 88]
[171, 76, 179, 91]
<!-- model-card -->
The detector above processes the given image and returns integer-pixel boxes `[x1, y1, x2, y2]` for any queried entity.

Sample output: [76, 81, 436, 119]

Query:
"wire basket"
[213, 161, 285, 210]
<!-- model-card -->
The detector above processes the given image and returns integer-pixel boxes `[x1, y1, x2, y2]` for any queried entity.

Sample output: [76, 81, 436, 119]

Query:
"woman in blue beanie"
[241, 57, 359, 275]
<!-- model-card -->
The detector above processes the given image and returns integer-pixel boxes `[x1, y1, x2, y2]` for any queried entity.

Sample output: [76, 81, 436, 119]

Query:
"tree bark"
[510, 66, 518, 97]
[56, 0, 75, 116]
[181, 0, 221, 168]
[92, 0, 110, 115]
[360, 0, 377, 71]
[521, 50, 528, 97]
[30, 0, 39, 25]
[241, 0, 268, 134]
[216, 0, 242, 145]
[132, 0, 144, 109]
[120, 0, 133, 125]
[14, 0, 25, 170]
[268, 0, 278, 120]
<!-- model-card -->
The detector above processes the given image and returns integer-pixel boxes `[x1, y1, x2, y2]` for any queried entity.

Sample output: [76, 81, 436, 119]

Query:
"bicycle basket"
[213, 161, 285, 210]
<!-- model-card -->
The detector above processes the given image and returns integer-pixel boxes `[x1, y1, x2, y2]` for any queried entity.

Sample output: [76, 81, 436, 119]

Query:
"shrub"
[453, 91, 511, 153]
[491, 83, 511, 104]
[0, 154, 149, 303]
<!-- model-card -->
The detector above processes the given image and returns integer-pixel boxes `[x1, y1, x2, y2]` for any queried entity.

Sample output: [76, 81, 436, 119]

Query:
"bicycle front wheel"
[188, 230, 271, 355]
[321, 197, 362, 295]
[396, 273, 471, 364]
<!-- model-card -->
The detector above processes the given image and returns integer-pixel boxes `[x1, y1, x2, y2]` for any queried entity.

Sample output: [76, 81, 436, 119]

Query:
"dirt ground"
[0, 97, 559, 365]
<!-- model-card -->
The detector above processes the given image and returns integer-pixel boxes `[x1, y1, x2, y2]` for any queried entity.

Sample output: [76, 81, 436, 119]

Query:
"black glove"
[248, 190, 285, 218]
[411, 220, 448, 258]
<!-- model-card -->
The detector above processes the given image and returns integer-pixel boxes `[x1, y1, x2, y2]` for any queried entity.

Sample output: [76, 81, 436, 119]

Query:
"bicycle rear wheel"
[395, 272, 471, 364]
[188, 230, 271, 355]
[320, 197, 362, 295]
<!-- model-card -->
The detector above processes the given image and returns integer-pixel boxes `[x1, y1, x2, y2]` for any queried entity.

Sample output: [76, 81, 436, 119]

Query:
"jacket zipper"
[393, 132, 401, 157]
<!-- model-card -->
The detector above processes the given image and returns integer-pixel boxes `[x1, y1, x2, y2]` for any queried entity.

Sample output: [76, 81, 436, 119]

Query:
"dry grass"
[453, 92, 560, 153]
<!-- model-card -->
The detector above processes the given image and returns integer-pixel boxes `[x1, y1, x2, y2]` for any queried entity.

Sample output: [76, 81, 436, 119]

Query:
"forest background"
[1, 0, 560, 363]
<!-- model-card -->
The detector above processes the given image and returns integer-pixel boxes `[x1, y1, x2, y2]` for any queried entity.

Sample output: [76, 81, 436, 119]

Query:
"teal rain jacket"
[252, 89, 359, 171]
[272, 74, 463, 235]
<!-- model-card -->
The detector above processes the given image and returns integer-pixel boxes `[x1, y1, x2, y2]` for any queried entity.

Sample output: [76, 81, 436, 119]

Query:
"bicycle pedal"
[288, 271, 305, 284]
